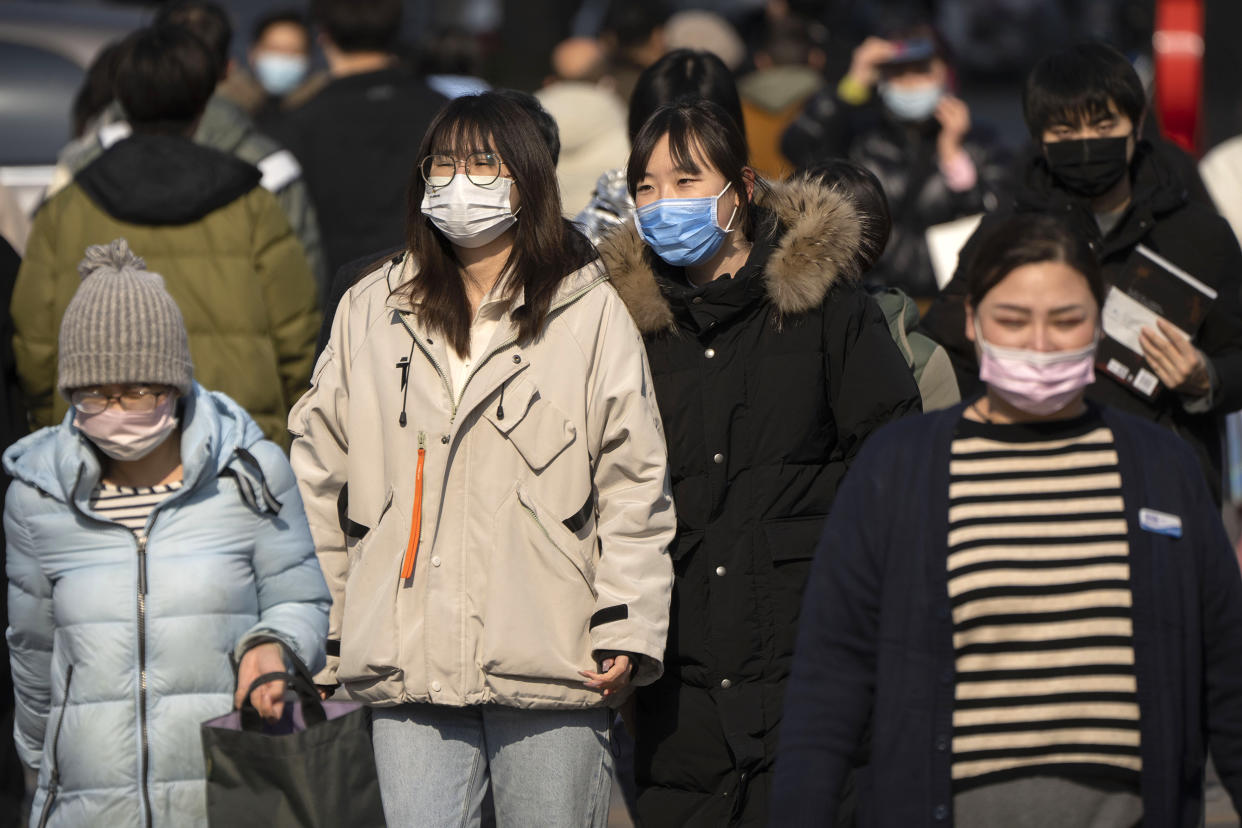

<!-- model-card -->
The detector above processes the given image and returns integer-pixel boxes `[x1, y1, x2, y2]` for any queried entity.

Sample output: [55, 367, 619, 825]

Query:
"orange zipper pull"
[401, 432, 426, 580]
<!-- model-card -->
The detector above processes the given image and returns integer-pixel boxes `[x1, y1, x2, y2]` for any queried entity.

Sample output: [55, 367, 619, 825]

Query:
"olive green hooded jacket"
[13, 134, 319, 447]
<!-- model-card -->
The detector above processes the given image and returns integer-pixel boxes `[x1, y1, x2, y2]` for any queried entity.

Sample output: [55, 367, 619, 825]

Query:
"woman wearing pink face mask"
[4, 240, 329, 827]
[772, 214, 1242, 826]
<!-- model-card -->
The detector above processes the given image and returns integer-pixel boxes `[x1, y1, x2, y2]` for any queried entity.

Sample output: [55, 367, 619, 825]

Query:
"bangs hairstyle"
[966, 213, 1103, 309]
[1023, 42, 1146, 139]
[627, 99, 755, 243]
[402, 92, 590, 356]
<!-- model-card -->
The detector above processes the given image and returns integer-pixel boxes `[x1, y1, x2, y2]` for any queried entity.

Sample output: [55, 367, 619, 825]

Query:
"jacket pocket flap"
[483, 378, 538, 436]
[485, 380, 576, 471]
[763, 515, 826, 563]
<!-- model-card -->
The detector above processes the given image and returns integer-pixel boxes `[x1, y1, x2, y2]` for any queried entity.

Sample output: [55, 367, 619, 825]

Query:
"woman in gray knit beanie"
[3, 239, 329, 827]
[58, 238, 193, 460]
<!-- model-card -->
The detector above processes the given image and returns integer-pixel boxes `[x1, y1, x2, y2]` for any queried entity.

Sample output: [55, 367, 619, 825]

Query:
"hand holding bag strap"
[242, 669, 328, 729]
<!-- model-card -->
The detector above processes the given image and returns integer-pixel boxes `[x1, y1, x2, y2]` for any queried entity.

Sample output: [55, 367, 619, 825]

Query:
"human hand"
[935, 94, 971, 160]
[1140, 319, 1211, 397]
[579, 654, 633, 699]
[847, 37, 898, 88]
[234, 642, 287, 722]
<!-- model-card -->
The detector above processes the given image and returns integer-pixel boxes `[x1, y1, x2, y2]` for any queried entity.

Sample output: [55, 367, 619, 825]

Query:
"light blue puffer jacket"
[4, 385, 330, 828]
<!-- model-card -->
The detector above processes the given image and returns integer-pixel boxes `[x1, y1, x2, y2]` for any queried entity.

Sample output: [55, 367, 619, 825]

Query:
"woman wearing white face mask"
[772, 213, 1242, 827]
[4, 239, 330, 827]
[289, 92, 675, 827]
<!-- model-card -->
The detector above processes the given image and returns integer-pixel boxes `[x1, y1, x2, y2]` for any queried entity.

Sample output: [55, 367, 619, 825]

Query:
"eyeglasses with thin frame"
[420, 152, 506, 189]
[70, 385, 173, 415]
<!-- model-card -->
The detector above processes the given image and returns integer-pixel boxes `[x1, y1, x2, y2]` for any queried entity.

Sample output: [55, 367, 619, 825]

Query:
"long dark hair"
[627, 99, 757, 243]
[401, 93, 584, 356]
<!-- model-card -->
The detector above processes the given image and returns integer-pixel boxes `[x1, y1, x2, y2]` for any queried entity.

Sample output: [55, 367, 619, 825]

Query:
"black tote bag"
[201, 651, 386, 828]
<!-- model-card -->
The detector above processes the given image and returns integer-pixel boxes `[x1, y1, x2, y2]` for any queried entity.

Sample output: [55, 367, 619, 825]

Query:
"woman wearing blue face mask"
[781, 24, 1011, 300]
[598, 99, 921, 826]
[772, 213, 1242, 827]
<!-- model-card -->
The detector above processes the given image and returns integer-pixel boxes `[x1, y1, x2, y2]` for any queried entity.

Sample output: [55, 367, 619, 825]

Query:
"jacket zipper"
[35, 665, 73, 828]
[397, 276, 605, 426]
[67, 463, 185, 828]
[136, 534, 153, 828]
[400, 433, 426, 579]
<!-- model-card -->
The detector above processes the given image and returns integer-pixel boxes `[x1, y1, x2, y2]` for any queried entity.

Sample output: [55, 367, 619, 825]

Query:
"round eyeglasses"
[70, 385, 172, 415]
[420, 152, 505, 189]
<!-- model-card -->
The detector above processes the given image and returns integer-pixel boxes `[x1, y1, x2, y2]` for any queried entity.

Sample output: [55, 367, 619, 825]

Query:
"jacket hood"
[4, 384, 270, 508]
[598, 175, 862, 333]
[76, 133, 261, 226]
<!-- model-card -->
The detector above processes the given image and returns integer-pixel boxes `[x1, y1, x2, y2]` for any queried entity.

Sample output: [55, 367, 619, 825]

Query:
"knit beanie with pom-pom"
[57, 238, 194, 398]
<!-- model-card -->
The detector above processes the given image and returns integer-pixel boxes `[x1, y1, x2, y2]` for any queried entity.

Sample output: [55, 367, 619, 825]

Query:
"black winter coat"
[599, 178, 922, 827]
[271, 66, 446, 277]
[920, 142, 1242, 503]
[781, 92, 1011, 297]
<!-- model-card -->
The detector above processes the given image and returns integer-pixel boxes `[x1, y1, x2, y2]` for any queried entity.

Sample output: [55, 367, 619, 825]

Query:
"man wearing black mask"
[922, 41, 1242, 503]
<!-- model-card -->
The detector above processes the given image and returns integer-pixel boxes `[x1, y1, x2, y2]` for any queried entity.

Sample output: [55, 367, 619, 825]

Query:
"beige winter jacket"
[289, 253, 675, 710]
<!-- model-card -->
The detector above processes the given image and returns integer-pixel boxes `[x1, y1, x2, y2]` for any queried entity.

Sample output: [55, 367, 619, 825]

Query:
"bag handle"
[239, 642, 328, 730]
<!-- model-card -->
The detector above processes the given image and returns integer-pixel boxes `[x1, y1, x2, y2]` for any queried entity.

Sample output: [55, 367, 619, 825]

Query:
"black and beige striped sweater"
[947, 412, 1141, 791]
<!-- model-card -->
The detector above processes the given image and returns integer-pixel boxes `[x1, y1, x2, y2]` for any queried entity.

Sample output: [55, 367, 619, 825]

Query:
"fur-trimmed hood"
[597, 175, 862, 334]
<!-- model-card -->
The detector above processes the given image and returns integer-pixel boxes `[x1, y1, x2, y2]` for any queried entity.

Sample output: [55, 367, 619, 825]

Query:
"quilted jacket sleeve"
[287, 292, 352, 685]
[581, 285, 675, 686]
[251, 188, 321, 415]
[233, 439, 331, 674]
[5, 481, 54, 767]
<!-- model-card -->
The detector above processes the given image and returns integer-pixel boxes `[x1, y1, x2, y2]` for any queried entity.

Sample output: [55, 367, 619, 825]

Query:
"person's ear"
[742, 167, 756, 202]
[964, 301, 977, 343]
[754, 51, 773, 70]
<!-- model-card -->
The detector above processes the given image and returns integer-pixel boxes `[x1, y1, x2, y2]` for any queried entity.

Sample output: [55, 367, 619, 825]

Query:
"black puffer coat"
[921, 141, 1242, 503]
[599, 178, 922, 827]
[782, 92, 1011, 297]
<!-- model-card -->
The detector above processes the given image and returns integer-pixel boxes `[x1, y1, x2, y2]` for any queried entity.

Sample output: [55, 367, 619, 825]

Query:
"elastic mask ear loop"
[717, 181, 738, 233]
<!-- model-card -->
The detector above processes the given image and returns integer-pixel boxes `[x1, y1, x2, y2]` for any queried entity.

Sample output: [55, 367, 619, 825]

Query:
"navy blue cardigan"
[771, 402, 1242, 827]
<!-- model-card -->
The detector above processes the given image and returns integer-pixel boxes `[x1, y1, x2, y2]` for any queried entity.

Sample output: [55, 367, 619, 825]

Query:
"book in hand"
[1098, 244, 1216, 400]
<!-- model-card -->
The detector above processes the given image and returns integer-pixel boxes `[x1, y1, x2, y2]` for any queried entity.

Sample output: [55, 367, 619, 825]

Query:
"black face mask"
[1043, 135, 1131, 197]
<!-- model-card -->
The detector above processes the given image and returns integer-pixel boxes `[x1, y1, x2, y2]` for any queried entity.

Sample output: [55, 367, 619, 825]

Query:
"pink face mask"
[74, 396, 179, 461]
[975, 318, 1097, 416]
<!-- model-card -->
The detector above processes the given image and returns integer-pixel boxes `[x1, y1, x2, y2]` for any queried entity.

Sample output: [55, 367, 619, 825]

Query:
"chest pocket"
[482, 378, 576, 471]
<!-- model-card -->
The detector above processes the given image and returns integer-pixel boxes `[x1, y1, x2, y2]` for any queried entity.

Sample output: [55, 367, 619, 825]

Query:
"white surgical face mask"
[878, 81, 943, 122]
[420, 176, 519, 248]
[253, 52, 309, 96]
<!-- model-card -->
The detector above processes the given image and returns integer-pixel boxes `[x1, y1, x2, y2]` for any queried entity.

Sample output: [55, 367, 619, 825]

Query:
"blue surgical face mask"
[878, 81, 943, 122]
[636, 182, 738, 267]
[253, 52, 309, 96]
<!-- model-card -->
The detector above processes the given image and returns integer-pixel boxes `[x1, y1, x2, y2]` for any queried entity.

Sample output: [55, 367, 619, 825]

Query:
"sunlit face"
[427, 132, 521, 213]
[634, 133, 739, 227]
[965, 260, 1098, 353]
[1041, 100, 1135, 145]
[880, 56, 948, 90]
